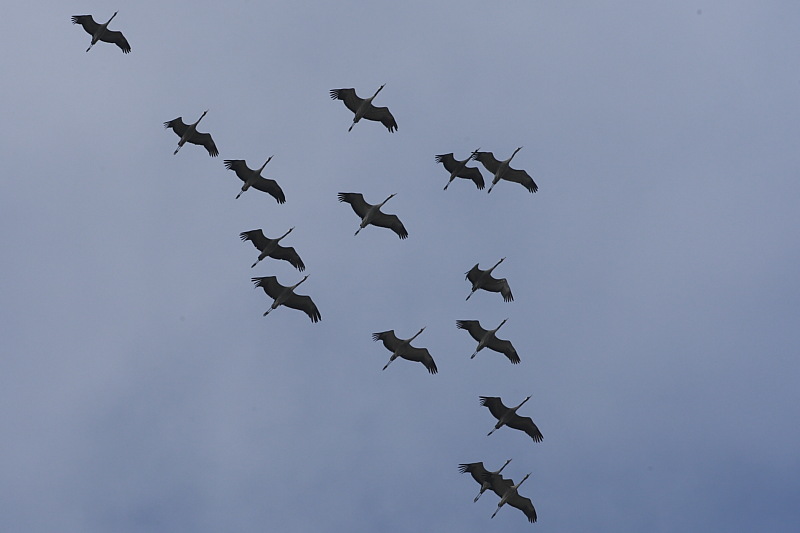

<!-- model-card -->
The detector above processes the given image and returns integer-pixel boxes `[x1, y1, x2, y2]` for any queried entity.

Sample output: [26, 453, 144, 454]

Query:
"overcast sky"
[2, 1, 799, 531]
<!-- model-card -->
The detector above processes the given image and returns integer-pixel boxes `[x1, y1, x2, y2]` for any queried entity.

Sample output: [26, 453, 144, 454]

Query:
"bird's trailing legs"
[382, 355, 397, 371]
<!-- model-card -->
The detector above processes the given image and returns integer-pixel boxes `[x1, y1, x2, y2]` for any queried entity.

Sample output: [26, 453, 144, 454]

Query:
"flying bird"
[458, 459, 512, 502]
[480, 396, 542, 442]
[372, 328, 437, 374]
[338, 192, 408, 239]
[465, 257, 513, 302]
[330, 85, 397, 132]
[488, 473, 537, 523]
[435, 152, 485, 190]
[252, 276, 320, 323]
[473, 148, 537, 193]
[72, 12, 131, 54]
[456, 319, 519, 364]
[224, 158, 285, 203]
[164, 111, 218, 157]
[240, 228, 304, 270]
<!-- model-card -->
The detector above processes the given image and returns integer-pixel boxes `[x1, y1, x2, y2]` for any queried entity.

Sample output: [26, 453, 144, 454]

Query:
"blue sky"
[1, 2, 799, 531]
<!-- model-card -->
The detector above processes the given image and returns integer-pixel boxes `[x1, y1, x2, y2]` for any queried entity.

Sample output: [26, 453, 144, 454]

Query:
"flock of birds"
[73, 11, 542, 525]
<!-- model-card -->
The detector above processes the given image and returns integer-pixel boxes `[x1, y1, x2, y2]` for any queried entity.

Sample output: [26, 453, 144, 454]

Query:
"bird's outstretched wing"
[330, 88, 364, 113]
[479, 396, 510, 421]
[487, 337, 520, 364]
[372, 330, 402, 352]
[283, 293, 321, 323]
[371, 211, 408, 239]
[456, 320, 488, 343]
[465, 264, 483, 283]
[481, 276, 514, 302]
[502, 168, 538, 193]
[473, 152, 501, 174]
[187, 131, 218, 157]
[506, 415, 543, 442]
[239, 229, 270, 251]
[507, 493, 537, 523]
[251, 276, 284, 299]
[364, 105, 398, 132]
[404, 346, 438, 374]
[99, 29, 130, 53]
[271, 244, 305, 271]
[224, 159, 251, 177]
[460, 166, 485, 189]
[164, 117, 188, 137]
[251, 177, 286, 203]
[338, 192, 371, 218]
[434, 153, 457, 168]
[71, 15, 99, 35]
[458, 462, 488, 481]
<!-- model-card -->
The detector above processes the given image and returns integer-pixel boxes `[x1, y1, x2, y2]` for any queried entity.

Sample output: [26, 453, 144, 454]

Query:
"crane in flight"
[164, 111, 218, 157]
[434, 151, 485, 190]
[480, 396, 543, 442]
[473, 148, 537, 193]
[252, 276, 320, 323]
[72, 12, 131, 53]
[224, 158, 285, 203]
[458, 459, 512, 502]
[372, 328, 437, 374]
[456, 319, 519, 364]
[488, 473, 537, 523]
[330, 85, 397, 132]
[240, 228, 304, 270]
[465, 257, 513, 302]
[338, 192, 408, 239]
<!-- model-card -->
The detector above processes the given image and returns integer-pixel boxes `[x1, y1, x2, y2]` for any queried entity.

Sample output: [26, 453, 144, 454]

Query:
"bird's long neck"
[409, 327, 426, 342]
[192, 110, 208, 127]
[258, 156, 273, 175]
[470, 148, 481, 160]
[494, 458, 512, 475]
[513, 473, 531, 491]
[487, 257, 505, 274]
[506, 146, 522, 163]
[378, 194, 395, 209]
[290, 275, 309, 290]
[493, 319, 508, 333]
[371, 84, 385, 100]
[104, 11, 118, 26]
[512, 396, 531, 412]
[278, 227, 294, 241]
